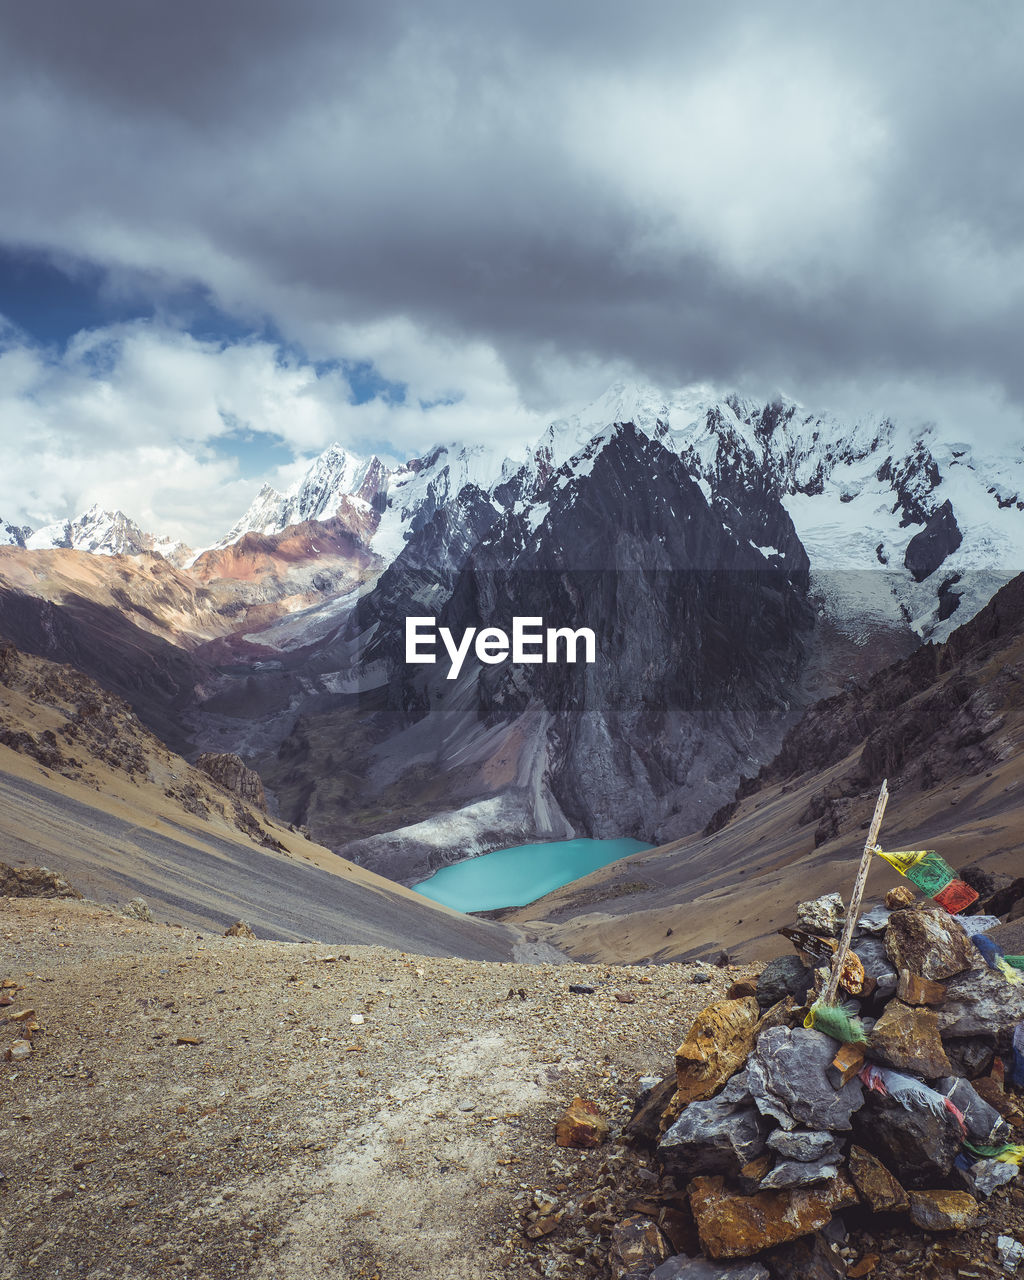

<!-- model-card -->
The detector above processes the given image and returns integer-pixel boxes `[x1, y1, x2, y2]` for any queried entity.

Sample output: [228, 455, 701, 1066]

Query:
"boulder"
[625, 1074, 677, 1145]
[674, 998, 761, 1106]
[796, 893, 846, 938]
[850, 937, 897, 999]
[884, 904, 977, 981]
[934, 1076, 1011, 1146]
[960, 865, 1013, 899]
[719, 1069, 755, 1105]
[756, 957, 812, 1012]
[852, 1091, 963, 1188]
[556, 1096, 608, 1148]
[998, 1238, 1024, 1272]
[972, 1074, 1024, 1130]
[687, 1174, 857, 1260]
[868, 1001, 952, 1077]
[760, 1157, 841, 1190]
[659, 1097, 770, 1180]
[856, 905, 892, 935]
[766, 1130, 842, 1163]
[224, 920, 256, 939]
[943, 1036, 995, 1080]
[984, 875, 1024, 918]
[937, 966, 1024, 1050]
[847, 1145, 909, 1213]
[123, 897, 154, 922]
[755, 999, 802, 1040]
[748, 1028, 864, 1132]
[895, 971, 946, 1006]
[763, 1229, 849, 1280]
[608, 1214, 670, 1279]
[0, 862, 81, 899]
[969, 1158, 1018, 1198]
[907, 1190, 980, 1232]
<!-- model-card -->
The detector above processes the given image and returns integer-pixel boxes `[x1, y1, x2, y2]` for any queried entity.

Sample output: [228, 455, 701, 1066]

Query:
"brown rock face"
[555, 1097, 609, 1148]
[896, 970, 947, 1006]
[607, 1215, 670, 1279]
[195, 753, 267, 812]
[883, 904, 976, 981]
[848, 1145, 909, 1213]
[885, 885, 917, 909]
[673, 997, 760, 1107]
[832, 1043, 866, 1086]
[688, 1173, 857, 1259]
[868, 1001, 953, 1077]
[0, 862, 81, 899]
[907, 1190, 980, 1231]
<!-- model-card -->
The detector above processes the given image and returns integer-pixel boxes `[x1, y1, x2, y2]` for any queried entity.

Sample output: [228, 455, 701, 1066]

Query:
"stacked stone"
[630, 888, 1024, 1278]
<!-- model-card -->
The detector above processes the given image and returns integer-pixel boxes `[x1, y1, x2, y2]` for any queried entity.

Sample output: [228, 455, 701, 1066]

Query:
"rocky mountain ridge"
[12, 381, 1023, 641]
[24, 503, 193, 564]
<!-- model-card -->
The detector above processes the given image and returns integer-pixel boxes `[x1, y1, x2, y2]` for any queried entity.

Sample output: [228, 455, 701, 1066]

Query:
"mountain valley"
[2, 382, 1023, 897]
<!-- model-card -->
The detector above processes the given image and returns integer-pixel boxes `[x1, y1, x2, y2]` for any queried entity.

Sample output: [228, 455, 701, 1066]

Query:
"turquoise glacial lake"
[411, 837, 653, 912]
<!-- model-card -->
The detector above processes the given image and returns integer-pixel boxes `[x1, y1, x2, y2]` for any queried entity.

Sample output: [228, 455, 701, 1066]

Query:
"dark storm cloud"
[2, 1, 1024, 413]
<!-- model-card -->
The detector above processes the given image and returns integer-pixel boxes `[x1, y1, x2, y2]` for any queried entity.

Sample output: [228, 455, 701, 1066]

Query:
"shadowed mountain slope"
[0, 642, 520, 959]
[509, 571, 1024, 964]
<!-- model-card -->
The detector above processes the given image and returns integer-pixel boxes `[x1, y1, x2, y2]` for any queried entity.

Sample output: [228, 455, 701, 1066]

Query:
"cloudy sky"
[1, 1, 1023, 544]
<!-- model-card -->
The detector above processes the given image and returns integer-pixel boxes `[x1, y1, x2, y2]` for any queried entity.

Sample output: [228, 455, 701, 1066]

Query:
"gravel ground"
[0, 897, 754, 1280]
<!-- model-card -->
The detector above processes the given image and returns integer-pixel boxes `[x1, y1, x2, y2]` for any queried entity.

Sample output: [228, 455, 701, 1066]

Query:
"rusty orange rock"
[869, 1000, 952, 1078]
[673, 996, 760, 1107]
[884, 904, 976, 981]
[555, 1096, 609, 1149]
[832, 1042, 866, 1086]
[688, 1173, 858, 1259]
[848, 1145, 909, 1213]
[907, 1190, 980, 1231]
[896, 970, 947, 1005]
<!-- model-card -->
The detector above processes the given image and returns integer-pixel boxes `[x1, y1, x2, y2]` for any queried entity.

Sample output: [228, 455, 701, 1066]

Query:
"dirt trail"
[0, 898, 750, 1280]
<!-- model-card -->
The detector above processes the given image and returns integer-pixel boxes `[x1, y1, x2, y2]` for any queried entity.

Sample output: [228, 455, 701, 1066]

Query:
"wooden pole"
[822, 778, 889, 1007]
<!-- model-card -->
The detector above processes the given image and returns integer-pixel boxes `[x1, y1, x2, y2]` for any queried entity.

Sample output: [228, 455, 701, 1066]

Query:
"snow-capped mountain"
[568, 382, 1024, 638]
[214, 444, 391, 548]
[206, 381, 1024, 642]
[370, 440, 518, 561]
[0, 517, 31, 547]
[8, 380, 1024, 641]
[27, 505, 151, 556]
[23, 504, 191, 563]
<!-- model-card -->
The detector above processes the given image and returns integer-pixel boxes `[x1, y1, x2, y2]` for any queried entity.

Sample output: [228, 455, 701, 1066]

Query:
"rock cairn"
[620, 883, 1024, 1279]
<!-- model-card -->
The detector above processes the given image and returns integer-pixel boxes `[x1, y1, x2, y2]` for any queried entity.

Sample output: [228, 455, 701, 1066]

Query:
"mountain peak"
[25, 506, 152, 556]
[0, 516, 32, 548]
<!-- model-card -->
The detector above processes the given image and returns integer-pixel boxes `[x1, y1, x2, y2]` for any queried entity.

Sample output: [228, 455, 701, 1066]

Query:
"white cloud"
[0, 317, 620, 545]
